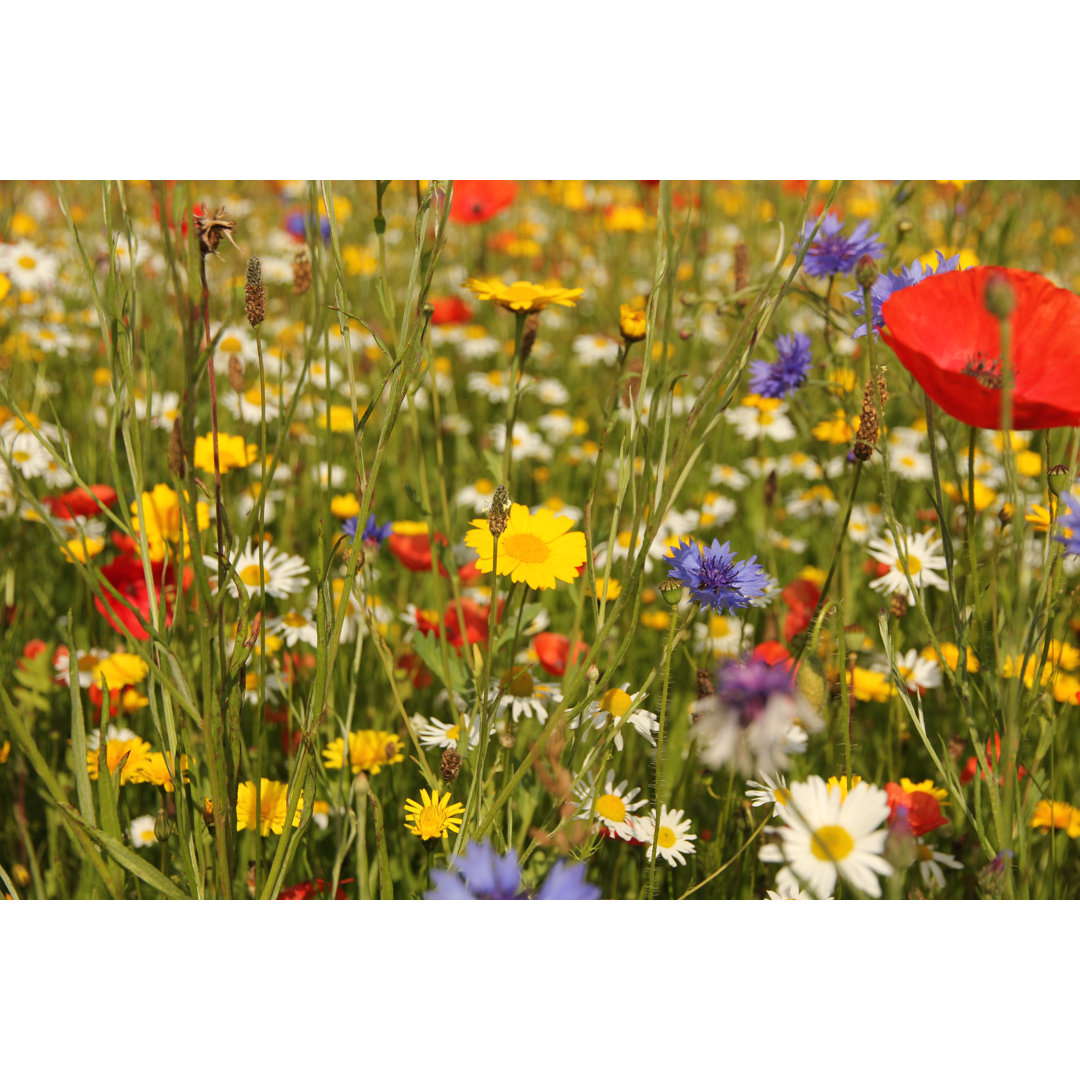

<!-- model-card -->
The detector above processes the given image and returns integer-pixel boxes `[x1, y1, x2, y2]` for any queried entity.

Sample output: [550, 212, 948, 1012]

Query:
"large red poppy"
[449, 180, 518, 224]
[44, 483, 117, 519]
[429, 296, 473, 325]
[388, 531, 450, 575]
[884, 783, 949, 837]
[95, 555, 190, 641]
[880, 266, 1080, 430]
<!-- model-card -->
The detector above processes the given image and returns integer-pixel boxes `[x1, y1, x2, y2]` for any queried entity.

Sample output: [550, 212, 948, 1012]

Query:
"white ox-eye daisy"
[866, 528, 949, 605]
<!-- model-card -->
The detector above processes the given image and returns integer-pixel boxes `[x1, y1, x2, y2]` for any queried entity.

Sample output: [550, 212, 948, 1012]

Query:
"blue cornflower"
[714, 654, 797, 723]
[844, 250, 962, 338]
[343, 513, 393, 548]
[663, 538, 769, 613]
[797, 213, 885, 279]
[1054, 492, 1080, 557]
[748, 333, 813, 399]
[285, 210, 332, 243]
[426, 839, 601, 900]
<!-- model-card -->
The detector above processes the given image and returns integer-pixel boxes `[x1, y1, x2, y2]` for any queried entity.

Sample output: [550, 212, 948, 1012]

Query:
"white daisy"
[766, 866, 831, 899]
[537, 409, 576, 442]
[866, 528, 949, 605]
[573, 683, 659, 750]
[267, 606, 319, 648]
[486, 667, 562, 725]
[571, 333, 620, 367]
[489, 421, 551, 461]
[0, 241, 59, 291]
[212, 540, 310, 599]
[916, 841, 963, 890]
[785, 485, 839, 518]
[457, 330, 501, 362]
[574, 769, 647, 842]
[129, 814, 158, 849]
[774, 776, 893, 899]
[407, 712, 484, 751]
[709, 463, 750, 490]
[870, 648, 942, 693]
[745, 772, 790, 816]
[891, 445, 933, 482]
[227, 385, 283, 424]
[726, 399, 796, 441]
[636, 805, 697, 867]
[693, 612, 751, 659]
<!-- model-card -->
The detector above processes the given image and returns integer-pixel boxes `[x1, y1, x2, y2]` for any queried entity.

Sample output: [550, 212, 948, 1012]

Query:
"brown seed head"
[520, 312, 540, 366]
[193, 205, 236, 257]
[440, 747, 462, 784]
[292, 250, 312, 296]
[228, 354, 245, 393]
[696, 668, 715, 699]
[245, 256, 266, 327]
[488, 483, 511, 537]
[889, 591, 909, 618]
[734, 241, 749, 302]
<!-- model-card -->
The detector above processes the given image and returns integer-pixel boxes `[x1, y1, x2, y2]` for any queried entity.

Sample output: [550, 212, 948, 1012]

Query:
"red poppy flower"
[884, 783, 949, 837]
[429, 296, 473, 325]
[752, 641, 793, 668]
[443, 597, 501, 650]
[457, 558, 483, 584]
[278, 877, 352, 900]
[396, 650, 432, 690]
[450, 180, 518, 225]
[388, 532, 450, 575]
[960, 732, 1028, 786]
[95, 555, 191, 641]
[44, 484, 118, 519]
[881, 266, 1080, 430]
[781, 577, 821, 642]
[534, 632, 588, 677]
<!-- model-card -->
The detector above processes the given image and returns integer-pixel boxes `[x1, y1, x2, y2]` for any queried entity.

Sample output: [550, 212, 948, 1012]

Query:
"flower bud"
[984, 273, 1016, 319]
[154, 808, 172, 843]
[854, 254, 879, 289]
[659, 576, 684, 606]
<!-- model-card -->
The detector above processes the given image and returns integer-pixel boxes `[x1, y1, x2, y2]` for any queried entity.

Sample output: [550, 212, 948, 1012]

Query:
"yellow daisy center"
[600, 688, 633, 718]
[240, 565, 266, 587]
[415, 803, 449, 840]
[501, 666, 536, 697]
[17, 255, 36, 270]
[504, 533, 551, 564]
[656, 826, 676, 849]
[810, 825, 854, 863]
[446, 724, 460, 741]
[906, 554, 923, 574]
[284, 611, 308, 627]
[595, 793, 627, 821]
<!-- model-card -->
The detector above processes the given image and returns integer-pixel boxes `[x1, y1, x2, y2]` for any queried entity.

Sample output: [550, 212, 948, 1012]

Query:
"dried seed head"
[245, 256, 266, 327]
[292, 249, 312, 296]
[763, 468, 778, 509]
[228, 354, 245, 393]
[734, 241, 749, 304]
[440, 747, 462, 784]
[168, 416, 186, 479]
[621, 352, 643, 407]
[520, 312, 540, 366]
[853, 371, 887, 461]
[488, 483, 511, 537]
[889, 591, 909, 618]
[696, 668, 715, 700]
[193, 205, 236, 257]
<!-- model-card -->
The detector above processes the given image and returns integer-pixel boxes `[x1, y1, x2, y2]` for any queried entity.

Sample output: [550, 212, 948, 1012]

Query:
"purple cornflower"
[690, 654, 824, 776]
[663, 538, 769, 614]
[1054, 492, 1080, 557]
[343, 513, 393, 548]
[748, 333, 813, 399]
[844, 250, 962, 338]
[426, 839, 601, 900]
[797, 213, 885, 279]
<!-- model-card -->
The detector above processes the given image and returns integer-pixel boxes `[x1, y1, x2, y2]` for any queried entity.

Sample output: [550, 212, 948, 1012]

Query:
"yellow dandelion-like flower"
[465, 503, 586, 591]
[136, 752, 191, 791]
[61, 536, 105, 564]
[235, 779, 303, 836]
[322, 730, 405, 775]
[619, 302, 648, 342]
[86, 736, 153, 785]
[1031, 800, 1080, 838]
[464, 277, 584, 313]
[403, 788, 465, 841]
[193, 433, 258, 474]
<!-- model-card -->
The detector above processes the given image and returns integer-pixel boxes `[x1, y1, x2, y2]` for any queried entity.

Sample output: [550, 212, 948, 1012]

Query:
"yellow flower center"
[17, 255, 36, 270]
[501, 666, 536, 697]
[446, 724, 460, 741]
[220, 335, 242, 353]
[595, 793, 627, 822]
[476, 478, 495, 494]
[240, 565, 266, 587]
[502, 282, 541, 304]
[503, 533, 551, 564]
[656, 826, 676, 849]
[810, 825, 854, 863]
[600, 688, 633, 718]
[284, 612, 308, 627]
[906, 554, 923, 574]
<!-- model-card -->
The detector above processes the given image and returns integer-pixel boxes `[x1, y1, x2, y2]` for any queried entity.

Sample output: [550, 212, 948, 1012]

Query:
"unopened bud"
[586, 663, 600, 684]
[896, 218, 914, 237]
[154, 808, 172, 843]
[984, 273, 1016, 319]
[854, 254, 879, 290]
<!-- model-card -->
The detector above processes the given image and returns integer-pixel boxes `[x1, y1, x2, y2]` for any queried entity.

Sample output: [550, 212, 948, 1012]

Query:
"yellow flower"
[0, 274, 10, 303]
[321, 404, 356, 433]
[640, 610, 671, 630]
[812, 411, 858, 444]
[0, 740, 10, 764]
[1031, 800, 1080, 838]
[94, 652, 149, 691]
[235, 779, 303, 835]
[137, 752, 191, 791]
[465, 503, 587, 591]
[943, 479, 998, 512]
[605, 205, 649, 232]
[897, 778, 948, 803]
[61, 536, 105, 564]
[130, 483, 209, 561]
[464, 277, 584, 313]
[403, 788, 465, 841]
[619, 302, 648, 342]
[924, 642, 979, 673]
[86, 736, 153, 785]
[826, 775, 864, 800]
[331, 493, 361, 518]
[322, 730, 405, 775]
[849, 667, 893, 703]
[193, 433, 258, 474]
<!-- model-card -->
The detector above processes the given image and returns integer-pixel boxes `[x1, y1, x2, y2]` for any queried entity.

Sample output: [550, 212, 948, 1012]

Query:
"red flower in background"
[430, 296, 473, 325]
[960, 732, 1028, 786]
[884, 783, 949, 837]
[534, 632, 588, 677]
[781, 577, 821, 641]
[388, 531, 450, 575]
[278, 878, 352, 900]
[450, 180, 518, 224]
[881, 266, 1080, 430]
[95, 555, 191, 641]
[43, 484, 117, 519]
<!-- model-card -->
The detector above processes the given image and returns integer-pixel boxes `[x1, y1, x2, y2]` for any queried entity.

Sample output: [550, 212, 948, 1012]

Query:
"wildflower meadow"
[4, 177, 1080, 910]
